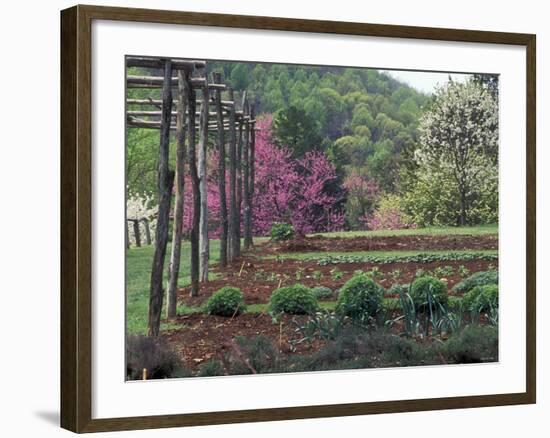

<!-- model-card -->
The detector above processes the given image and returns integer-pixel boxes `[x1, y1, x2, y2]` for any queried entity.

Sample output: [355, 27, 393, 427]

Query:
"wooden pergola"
[126, 56, 256, 336]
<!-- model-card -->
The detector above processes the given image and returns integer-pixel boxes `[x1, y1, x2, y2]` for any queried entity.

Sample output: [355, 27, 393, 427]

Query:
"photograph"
[125, 57, 500, 380]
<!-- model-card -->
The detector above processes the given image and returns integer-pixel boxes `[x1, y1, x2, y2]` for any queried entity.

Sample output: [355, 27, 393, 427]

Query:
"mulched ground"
[178, 257, 497, 306]
[162, 313, 324, 371]
[166, 233, 498, 373]
[264, 234, 498, 253]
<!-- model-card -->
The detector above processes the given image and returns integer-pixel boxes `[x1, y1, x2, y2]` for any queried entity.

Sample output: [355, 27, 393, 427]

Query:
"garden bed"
[264, 234, 498, 253]
[178, 258, 497, 306]
[162, 313, 325, 371]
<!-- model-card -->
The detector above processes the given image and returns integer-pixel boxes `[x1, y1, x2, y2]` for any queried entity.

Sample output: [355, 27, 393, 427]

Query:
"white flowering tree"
[126, 192, 158, 246]
[405, 79, 498, 226]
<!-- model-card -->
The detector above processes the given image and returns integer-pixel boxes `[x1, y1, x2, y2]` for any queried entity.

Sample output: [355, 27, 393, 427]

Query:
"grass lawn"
[312, 224, 498, 238]
[126, 241, 220, 334]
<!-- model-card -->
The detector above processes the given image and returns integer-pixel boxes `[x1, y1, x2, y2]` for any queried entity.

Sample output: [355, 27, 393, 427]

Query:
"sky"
[380, 70, 471, 94]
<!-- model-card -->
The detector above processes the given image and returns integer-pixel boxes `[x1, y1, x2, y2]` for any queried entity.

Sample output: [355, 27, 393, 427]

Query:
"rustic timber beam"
[127, 98, 234, 107]
[127, 110, 229, 117]
[127, 116, 255, 128]
[126, 56, 205, 71]
[127, 75, 226, 90]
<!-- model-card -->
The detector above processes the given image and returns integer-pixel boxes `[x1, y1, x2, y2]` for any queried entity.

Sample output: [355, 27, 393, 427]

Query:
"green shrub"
[410, 276, 448, 310]
[336, 274, 384, 323]
[269, 284, 318, 314]
[387, 283, 409, 296]
[126, 335, 187, 380]
[231, 336, 280, 374]
[463, 284, 498, 313]
[270, 222, 294, 241]
[443, 325, 498, 363]
[448, 295, 463, 312]
[205, 286, 246, 316]
[198, 360, 225, 377]
[453, 270, 498, 294]
[312, 286, 333, 299]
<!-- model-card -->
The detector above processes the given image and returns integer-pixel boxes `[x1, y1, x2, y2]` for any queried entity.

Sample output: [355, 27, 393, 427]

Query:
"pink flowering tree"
[252, 116, 344, 235]
[179, 115, 345, 237]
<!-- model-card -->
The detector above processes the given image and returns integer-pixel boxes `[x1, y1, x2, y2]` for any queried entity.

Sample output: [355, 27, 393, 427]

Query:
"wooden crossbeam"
[126, 56, 205, 71]
[127, 75, 226, 90]
[127, 110, 230, 117]
[127, 98, 235, 107]
[127, 117, 257, 131]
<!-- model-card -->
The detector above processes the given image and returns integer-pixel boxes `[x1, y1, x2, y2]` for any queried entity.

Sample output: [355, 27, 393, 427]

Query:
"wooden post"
[213, 72, 228, 267]
[132, 219, 141, 247]
[125, 220, 130, 249]
[227, 87, 239, 261]
[242, 99, 252, 250]
[249, 104, 256, 247]
[166, 70, 188, 319]
[148, 59, 173, 337]
[198, 86, 210, 283]
[142, 218, 152, 245]
[236, 117, 243, 256]
[187, 78, 200, 297]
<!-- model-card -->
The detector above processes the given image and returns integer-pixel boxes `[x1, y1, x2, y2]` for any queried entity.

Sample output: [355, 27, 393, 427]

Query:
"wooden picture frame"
[60, 4, 536, 433]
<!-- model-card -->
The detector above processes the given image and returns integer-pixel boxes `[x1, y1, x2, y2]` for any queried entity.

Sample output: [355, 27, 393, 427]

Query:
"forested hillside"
[127, 61, 497, 232]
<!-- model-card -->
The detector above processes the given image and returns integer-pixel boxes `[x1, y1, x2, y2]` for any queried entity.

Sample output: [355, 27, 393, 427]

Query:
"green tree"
[404, 80, 498, 226]
[273, 105, 323, 157]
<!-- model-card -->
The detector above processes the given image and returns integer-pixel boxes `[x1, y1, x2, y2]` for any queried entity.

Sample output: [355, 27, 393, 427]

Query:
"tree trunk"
[213, 72, 228, 267]
[459, 187, 467, 226]
[243, 104, 252, 250]
[198, 88, 210, 282]
[187, 78, 200, 297]
[132, 219, 141, 247]
[142, 218, 152, 245]
[236, 119, 243, 256]
[125, 220, 130, 249]
[166, 70, 188, 319]
[248, 104, 256, 246]
[227, 88, 239, 261]
[148, 59, 173, 337]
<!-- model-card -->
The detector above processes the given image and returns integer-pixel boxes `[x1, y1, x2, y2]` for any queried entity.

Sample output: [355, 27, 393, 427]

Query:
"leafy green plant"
[295, 267, 305, 281]
[463, 284, 498, 324]
[366, 267, 382, 279]
[315, 252, 498, 266]
[390, 268, 402, 281]
[385, 284, 420, 337]
[330, 267, 343, 281]
[291, 310, 344, 346]
[311, 286, 333, 299]
[410, 276, 448, 310]
[452, 270, 498, 294]
[312, 270, 323, 281]
[434, 265, 454, 278]
[269, 284, 318, 315]
[254, 269, 266, 281]
[458, 265, 470, 278]
[270, 222, 295, 241]
[205, 286, 246, 317]
[336, 273, 384, 325]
